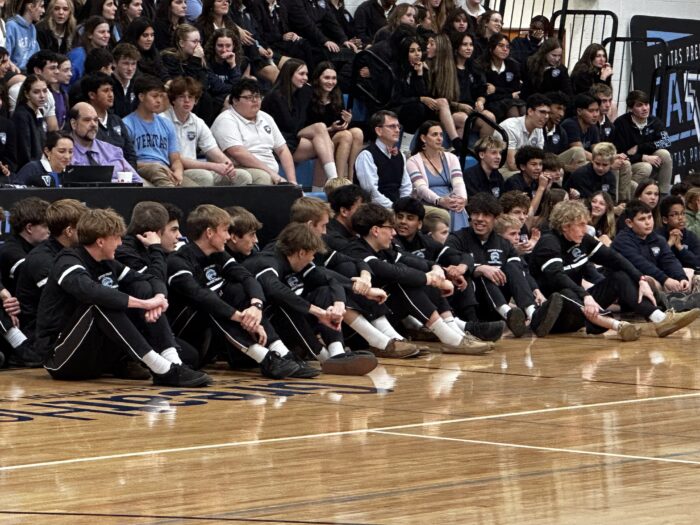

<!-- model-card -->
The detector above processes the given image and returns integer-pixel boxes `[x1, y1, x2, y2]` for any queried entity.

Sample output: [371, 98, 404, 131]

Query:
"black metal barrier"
[0, 185, 303, 245]
[460, 112, 509, 169]
[487, 0, 565, 42]
[552, 9, 618, 70]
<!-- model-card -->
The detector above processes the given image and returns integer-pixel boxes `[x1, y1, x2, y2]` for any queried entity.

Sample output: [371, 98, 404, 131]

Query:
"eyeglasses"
[238, 94, 262, 101]
[381, 124, 402, 130]
[377, 224, 395, 230]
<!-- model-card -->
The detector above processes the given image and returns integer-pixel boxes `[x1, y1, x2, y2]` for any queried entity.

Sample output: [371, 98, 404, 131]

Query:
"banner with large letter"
[630, 16, 700, 178]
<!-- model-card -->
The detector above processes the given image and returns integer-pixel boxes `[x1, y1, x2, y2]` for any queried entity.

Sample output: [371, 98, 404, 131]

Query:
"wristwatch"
[251, 301, 264, 310]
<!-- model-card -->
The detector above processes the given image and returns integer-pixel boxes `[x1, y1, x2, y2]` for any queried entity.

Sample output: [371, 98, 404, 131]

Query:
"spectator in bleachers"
[355, 109, 411, 208]
[153, 0, 186, 51]
[261, 59, 339, 183]
[372, 4, 416, 44]
[503, 145, 545, 198]
[69, 102, 141, 183]
[543, 90, 586, 172]
[571, 43, 613, 95]
[522, 37, 572, 99]
[463, 135, 506, 199]
[307, 61, 363, 181]
[87, 0, 120, 44]
[473, 9, 501, 57]
[588, 190, 616, 245]
[193, 0, 239, 54]
[67, 16, 112, 86]
[81, 72, 138, 168]
[163, 76, 251, 187]
[406, 120, 467, 231]
[13, 74, 48, 168]
[51, 54, 71, 127]
[498, 93, 549, 175]
[632, 179, 662, 228]
[685, 187, 700, 238]
[116, 0, 143, 38]
[248, 0, 315, 67]
[477, 33, 525, 121]
[9, 50, 60, 132]
[0, 84, 18, 174]
[442, 8, 471, 35]
[613, 89, 674, 196]
[560, 93, 600, 162]
[111, 43, 140, 118]
[211, 77, 295, 185]
[122, 18, 169, 81]
[327, 0, 361, 51]
[283, 0, 358, 58]
[509, 15, 548, 70]
[124, 75, 205, 186]
[5, 0, 43, 70]
[353, 0, 394, 47]
[421, 0, 454, 34]
[230, 0, 280, 84]
[36, 0, 76, 54]
[161, 24, 215, 125]
[565, 141, 617, 201]
[658, 195, 700, 276]
[203, 28, 245, 113]
[13, 130, 72, 187]
[463, 0, 484, 27]
[450, 31, 495, 139]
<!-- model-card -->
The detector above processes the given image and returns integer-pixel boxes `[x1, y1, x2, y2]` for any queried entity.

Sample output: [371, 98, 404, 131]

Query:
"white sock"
[350, 315, 391, 349]
[317, 348, 331, 362]
[328, 341, 345, 357]
[453, 317, 467, 332]
[243, 343, 268, 363]
[497, 304, 512, 319]
[160, 347, 182, 364]
[525, 305, 536, 320]
[142, 350, 172, 374]
[371, 316, 404, 340]
[650, 310, 666, 323]
[402, 315, 424, 330]
[4, 327, 27, 348]
[444, 317, 466, 336]
[429, 319, 463, 346]
[611, 320, 621, 331]
[268, 340, 290, 356]
[323, 162, 338, 180]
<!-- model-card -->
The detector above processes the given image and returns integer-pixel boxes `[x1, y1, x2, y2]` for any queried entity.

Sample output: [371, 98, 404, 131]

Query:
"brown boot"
[654, 308, 700, 337]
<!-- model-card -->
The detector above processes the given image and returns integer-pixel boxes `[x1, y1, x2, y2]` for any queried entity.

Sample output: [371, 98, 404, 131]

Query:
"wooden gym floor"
[3, 321, 700, 524]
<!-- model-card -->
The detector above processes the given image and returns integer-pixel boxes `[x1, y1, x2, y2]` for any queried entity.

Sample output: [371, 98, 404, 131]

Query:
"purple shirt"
[71, 137, 142, 182]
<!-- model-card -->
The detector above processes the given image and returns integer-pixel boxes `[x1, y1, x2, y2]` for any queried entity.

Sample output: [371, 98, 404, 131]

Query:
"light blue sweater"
[5, 15, 39, 70]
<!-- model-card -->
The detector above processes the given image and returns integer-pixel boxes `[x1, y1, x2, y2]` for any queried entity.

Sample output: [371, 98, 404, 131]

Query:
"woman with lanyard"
[13, 131, 73, 187]
[406, 120, 468, 231]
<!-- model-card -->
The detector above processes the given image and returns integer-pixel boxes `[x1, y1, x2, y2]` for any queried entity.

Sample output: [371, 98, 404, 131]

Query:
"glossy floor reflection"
[3, 322, 700, 524]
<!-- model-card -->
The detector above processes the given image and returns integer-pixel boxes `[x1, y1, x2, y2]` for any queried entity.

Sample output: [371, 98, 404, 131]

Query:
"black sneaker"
[152, 364, 212, 387]
[506, 308, 527, 338]
[8, 341, 44, 368]
[321, 351, 378, 375]
[260, 351, 301, 379]
[530, 293, 563, 337]
[287, 353, 321, 378]
[463, 320, 505, 342]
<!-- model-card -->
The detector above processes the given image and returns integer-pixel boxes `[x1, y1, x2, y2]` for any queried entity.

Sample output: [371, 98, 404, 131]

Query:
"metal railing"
[552, 9, 618, 70]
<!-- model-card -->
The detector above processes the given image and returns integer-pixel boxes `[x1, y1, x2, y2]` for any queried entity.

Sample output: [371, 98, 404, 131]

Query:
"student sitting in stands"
[343, 202, 493, 353]
[123, 74, 206, 187]
[324, 184, 368, 252]
[444, 192, 562, 338]
[39, 208, 212, 386]
[422, 210, 451, 244]
[244, 222, 379, 374]
[16, 199, 87, 342]
[463, 136, 506, 200]
[530, 199, 699, 339]
[565, 142, 618, 201]
[657, 195, 700, 279]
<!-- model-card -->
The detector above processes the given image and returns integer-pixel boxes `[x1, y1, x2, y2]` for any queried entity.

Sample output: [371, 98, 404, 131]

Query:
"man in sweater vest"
[355, 110, 412, 208]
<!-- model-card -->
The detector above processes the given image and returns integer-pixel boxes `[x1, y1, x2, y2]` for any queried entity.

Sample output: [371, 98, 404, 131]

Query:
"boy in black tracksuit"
[392, 197, 505, 342]
[342, 203, 492, 354]
[324, 184, 369, 252]
[166, 205, 312, 379]
[16, 199, 88, 343]
[39, 208, 211, 386]
[244, 223, 379, 374]
[531, 199, 700, 338]
[287, 197, 419, 358]
[444, 193, 563, 338]
[114, 201, 201, 368]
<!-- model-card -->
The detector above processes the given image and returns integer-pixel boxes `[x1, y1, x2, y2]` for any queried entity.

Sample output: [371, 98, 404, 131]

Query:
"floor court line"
[4, 390, 700, 472]
[372, 430, 700, 466]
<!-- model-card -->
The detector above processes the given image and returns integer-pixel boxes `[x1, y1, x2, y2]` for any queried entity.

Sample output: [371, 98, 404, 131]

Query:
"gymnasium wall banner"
[631, 16, 700, 177]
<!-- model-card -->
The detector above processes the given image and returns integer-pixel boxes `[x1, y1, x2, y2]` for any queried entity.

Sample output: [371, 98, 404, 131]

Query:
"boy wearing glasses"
[498, 94, 550, 176]
[211, 78, 296, 185]
[355, 110, 412, 208]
